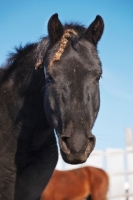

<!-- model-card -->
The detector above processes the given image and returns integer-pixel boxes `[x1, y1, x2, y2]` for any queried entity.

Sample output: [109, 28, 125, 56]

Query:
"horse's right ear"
[48, 13, 64, 45]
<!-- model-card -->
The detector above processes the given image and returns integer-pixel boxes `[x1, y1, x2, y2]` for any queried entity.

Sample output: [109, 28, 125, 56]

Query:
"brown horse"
[41, 166, 109, 200]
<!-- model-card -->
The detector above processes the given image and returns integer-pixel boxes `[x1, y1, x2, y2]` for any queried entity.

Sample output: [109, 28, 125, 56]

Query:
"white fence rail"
[56, 128, 133, 200]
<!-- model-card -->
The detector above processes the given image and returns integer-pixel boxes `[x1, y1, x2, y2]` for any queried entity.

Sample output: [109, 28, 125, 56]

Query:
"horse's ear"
[85, 15, 104, 46]
[48, 13, 64, 45]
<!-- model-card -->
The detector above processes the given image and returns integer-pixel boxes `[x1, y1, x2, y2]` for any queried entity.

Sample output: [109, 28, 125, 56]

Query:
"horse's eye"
[96, 75, 101, 82]
[46, 73, 53, 83]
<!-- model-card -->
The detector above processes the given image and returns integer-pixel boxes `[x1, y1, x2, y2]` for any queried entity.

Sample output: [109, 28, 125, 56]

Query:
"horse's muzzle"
[59, 133, 96, 164]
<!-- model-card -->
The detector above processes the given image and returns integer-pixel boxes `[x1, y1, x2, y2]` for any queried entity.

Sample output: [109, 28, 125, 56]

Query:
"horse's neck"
[0, 55, 50, 139]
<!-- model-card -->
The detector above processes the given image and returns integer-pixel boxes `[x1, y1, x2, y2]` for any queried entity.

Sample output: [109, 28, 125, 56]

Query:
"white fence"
[56, 128, 133, 200]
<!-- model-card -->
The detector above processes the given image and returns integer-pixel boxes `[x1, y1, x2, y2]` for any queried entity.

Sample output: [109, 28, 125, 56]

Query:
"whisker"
[50, 144, 57, 148]
[41, 83, 51, 91]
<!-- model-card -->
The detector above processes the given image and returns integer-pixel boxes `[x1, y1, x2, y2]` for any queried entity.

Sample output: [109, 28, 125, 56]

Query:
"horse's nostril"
[59, 136, 70, 155]
[85, 134, 96, 155]
[89, 137, 94, 143]
[88, 134, 96, 145]
[62, 136, 68, 143]
[60, 135, 70, 144]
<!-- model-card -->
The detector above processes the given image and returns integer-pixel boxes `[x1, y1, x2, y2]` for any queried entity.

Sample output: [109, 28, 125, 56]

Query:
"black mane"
[7, 43, 37, 64]
[0, 22, 86, 76]
[64, 22, 86, 33]
[0, 43, 37, 83]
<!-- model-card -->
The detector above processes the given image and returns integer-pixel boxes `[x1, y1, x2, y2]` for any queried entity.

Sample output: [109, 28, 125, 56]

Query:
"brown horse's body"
[41, 166, 109, 200]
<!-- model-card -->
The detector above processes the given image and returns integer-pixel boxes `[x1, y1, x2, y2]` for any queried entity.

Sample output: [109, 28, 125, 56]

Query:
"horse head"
[42, 13, 104, 164]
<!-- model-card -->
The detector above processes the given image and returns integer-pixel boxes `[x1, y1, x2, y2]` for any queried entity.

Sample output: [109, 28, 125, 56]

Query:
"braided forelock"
[48, 29, 77, 70]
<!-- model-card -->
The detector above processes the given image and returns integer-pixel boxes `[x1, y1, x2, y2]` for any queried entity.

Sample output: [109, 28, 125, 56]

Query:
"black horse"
[0, 13, 104, 200]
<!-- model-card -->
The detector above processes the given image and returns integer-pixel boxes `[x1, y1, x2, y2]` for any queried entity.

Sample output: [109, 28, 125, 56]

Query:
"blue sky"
[0, 0, 133, 150]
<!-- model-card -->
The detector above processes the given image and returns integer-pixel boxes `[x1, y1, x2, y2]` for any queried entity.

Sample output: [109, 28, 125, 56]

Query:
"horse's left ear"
[85, 15, 104, 46]
[48, 13, 64, 45]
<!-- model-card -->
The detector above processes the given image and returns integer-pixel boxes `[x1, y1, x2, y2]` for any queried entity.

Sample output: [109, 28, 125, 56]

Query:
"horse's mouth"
[60, 151, 89, 164]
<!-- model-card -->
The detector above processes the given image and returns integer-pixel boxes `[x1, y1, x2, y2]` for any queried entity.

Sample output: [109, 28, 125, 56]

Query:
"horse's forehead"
[53, 66, 95, 87]
[50, 38, 101, 80]
[57, 50, 100, 74]
[52, 62, 100, 84]
[66, 40, 100, 67]
[48, 37, 96, 69]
